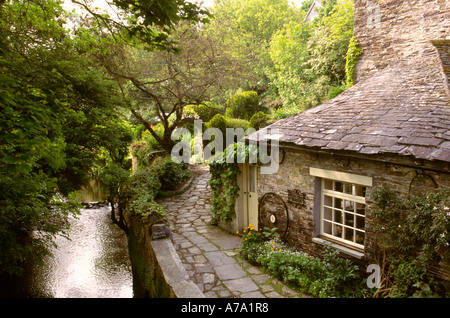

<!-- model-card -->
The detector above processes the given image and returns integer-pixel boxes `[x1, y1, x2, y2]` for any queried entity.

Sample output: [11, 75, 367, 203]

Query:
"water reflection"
[27, 205, 133, 298]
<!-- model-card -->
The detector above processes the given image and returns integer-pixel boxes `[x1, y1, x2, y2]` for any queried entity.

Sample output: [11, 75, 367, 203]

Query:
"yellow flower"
[236, 231, 239, 234]
[271, 248, 274, 252]
[279, 249, 282, 252]
[245, 238, 247, 241]
[272, 242, 275, 246]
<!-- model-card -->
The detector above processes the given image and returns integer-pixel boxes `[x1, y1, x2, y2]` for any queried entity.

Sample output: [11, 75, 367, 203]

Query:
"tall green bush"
[225, 91, 260, 120]
[249, 111, 269, 130]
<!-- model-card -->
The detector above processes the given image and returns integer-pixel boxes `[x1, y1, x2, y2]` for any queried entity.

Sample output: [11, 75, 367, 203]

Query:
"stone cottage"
[232, 0, 450, 276]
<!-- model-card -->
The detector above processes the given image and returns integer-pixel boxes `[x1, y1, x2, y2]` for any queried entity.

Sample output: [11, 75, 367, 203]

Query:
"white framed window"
[310, 168, 372, 250]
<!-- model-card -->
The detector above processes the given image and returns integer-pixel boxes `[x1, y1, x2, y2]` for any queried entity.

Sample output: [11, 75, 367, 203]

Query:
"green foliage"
[345, 36, 363, 88]
[270, 107, 301, 120]
[225, 91, 260, 120]
[249, 111, 269, 130]
[369, 186, 450, 297]
[206, 114, 227, 135]
[0, 0, 137, 274]
[192, 102, 224, 123]
[131, 125, 165, 169]
[124, 167, 165, 220]
[151, 156, 192, 191]
[208, 156, 241, 223]
[205, 0, 303, 94]
[225, 118, 250, 131]
[268, 0, 354, 110]
[99, 163, 131, 202]
[75, 0, 210, 50]
[123, 155, 190, 223]
[327, 84, 347, 100]
[240, 226, 368, 297]
[208, 143, 256, 223]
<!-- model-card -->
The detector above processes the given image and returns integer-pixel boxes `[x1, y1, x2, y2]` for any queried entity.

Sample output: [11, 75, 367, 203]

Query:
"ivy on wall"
[345, 36, 363, 88]
[208, 143, 259, 224]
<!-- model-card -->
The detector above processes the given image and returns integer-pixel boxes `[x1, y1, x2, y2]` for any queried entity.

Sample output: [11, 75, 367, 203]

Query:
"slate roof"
[248, 41, 450, 163]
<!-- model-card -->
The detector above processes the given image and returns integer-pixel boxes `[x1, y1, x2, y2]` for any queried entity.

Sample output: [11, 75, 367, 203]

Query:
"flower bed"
[239, 225, 370, 298]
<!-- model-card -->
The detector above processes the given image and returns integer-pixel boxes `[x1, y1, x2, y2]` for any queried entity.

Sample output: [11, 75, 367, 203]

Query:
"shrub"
[206, 113, 227, 134]
[270, 107, 300, 120]
[369, 186, 450, 297]
[131, 125, 165, 169]
[327, 85, 346, 100]
[249, 111, 269, 130]
[192, 102, 224, 122]
[124, 167, 166, 221]
[239, 225, 368, 297]
[225, 91, 260, 120]
[226, 117, 250, 130]
[151, 156, 192, 191]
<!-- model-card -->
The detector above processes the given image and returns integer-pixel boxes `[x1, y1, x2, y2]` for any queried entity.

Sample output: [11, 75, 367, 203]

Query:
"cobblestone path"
[158, 164, 304, 298]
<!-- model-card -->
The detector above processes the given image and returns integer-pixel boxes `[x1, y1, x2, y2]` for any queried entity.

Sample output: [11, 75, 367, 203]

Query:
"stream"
[1, 181, 134, 298]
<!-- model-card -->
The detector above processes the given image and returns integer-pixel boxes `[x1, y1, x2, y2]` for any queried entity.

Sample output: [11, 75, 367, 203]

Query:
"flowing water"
[27, 205, 133, 298]
[1, 182, 134, 298]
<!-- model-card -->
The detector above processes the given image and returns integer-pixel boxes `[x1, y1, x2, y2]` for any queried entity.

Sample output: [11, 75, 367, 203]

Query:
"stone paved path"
[158, 164, 304, 298]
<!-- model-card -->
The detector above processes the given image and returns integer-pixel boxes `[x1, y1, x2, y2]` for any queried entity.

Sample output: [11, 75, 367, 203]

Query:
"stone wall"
[257, 147, 450, 274]
[354, 0, 450, 83]
[125, 212, 204, 298]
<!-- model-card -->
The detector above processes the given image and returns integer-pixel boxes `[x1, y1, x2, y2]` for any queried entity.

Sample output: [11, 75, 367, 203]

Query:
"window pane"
[334, 210, 342, 223]
[356, 216, 365, 230]
[324, 179, 333, 190]
[354, 185, 366, 197]
[333, 225, 343, 238]
[323, 221, 332, 235]
[335, 198, 343, 209]
[324, 207, 332, 221]
[344, 183, 353, 194]
[343, 200, 354, 212]
[345, 213, 354, 226]
[356, 204, 366, 215]
[344, 228, 354, 242]
[320, 177, 367, 247]
[324, 195, 333, 207]
[356, 231, 365, 244]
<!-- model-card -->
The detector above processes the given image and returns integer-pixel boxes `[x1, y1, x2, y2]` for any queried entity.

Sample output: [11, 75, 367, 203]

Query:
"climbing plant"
[345, 36, 363, 88]
[207, 143, 259, 223]
[369, 186, 450, 297]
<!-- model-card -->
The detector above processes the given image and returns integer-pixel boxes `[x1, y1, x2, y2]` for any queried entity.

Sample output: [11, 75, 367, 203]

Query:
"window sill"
[312, 237, 365, 259]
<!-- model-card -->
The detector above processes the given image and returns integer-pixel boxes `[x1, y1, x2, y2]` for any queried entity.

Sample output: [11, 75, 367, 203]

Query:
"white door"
[246, 164, 258, 229]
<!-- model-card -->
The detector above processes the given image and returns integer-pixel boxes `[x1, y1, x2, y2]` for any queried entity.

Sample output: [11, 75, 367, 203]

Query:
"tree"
[95, 23, 226, 154]
[0, 0, 135, 275]
[71, 0, 210, 50]
[203, 0, 303, 98]
[0, 0, 82, 275]
[268, 0, 354, 110]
